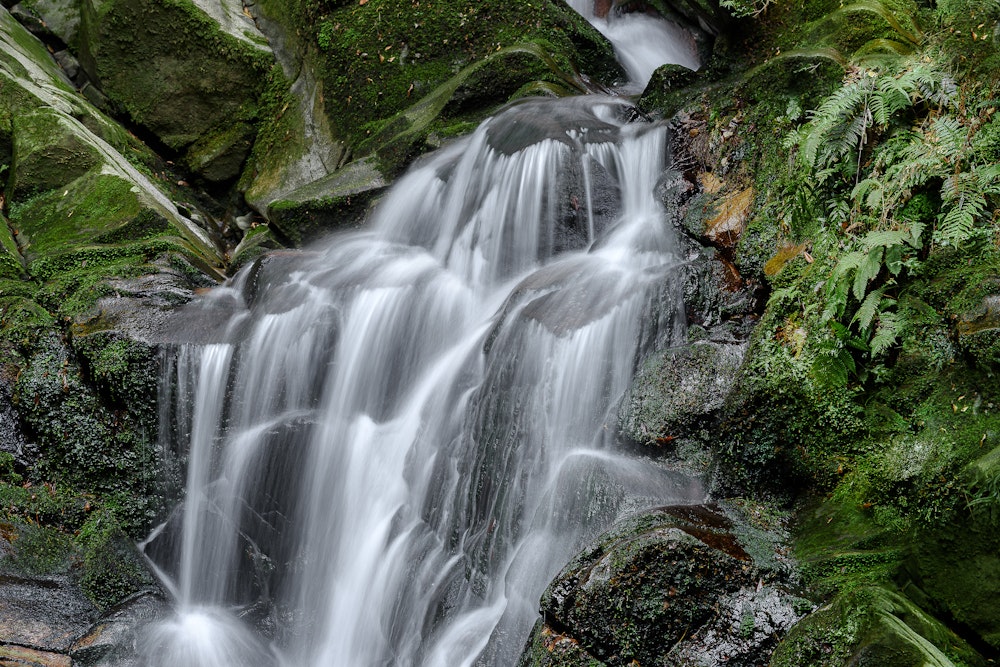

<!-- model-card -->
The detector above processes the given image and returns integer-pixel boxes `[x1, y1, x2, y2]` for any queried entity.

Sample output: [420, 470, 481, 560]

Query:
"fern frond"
[831, 250, 867, 278]
[908, 221, 926, 248]
[853, 286, 886, 331]
[884, 242, 903, 275]
[976, 162, 1000, 191]
[853, 246, 884, 300]
[930, 115, 967, 160]
[852, 177, 885, 211]
[938, 172, 985, 243]
[861, 229, 910, 249]
[870, 311, 903, 356]
[875, 75, 913, 121]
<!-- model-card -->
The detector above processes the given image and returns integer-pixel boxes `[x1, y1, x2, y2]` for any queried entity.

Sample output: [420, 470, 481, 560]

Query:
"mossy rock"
[772, 585, 981, 667]
[77, 509, 157, 610]
[77, 0, 273, 177]
[0, 212, 25, 281]
[265, 157, 386, 245]
[229, 224, 281, 272]
[909, 448, 1000, 651]
[20, 0, 81, 47]
[12, 336, 165, 534]
[10, 107, 102, 199]
[184, 119, 256, 183]
[1, 6, 226, 276]
[517, 620, 606, 667]
[527, 503, 802, 667]
[309, 0, 622, 150]
[0, 521, 79, 576]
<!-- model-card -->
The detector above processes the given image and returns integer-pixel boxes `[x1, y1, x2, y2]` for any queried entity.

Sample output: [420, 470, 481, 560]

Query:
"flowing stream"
[144, 7, 703, 666]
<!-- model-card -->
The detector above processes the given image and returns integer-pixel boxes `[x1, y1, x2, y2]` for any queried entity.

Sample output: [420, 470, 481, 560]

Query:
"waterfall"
[566, 0, 699, 86]
[143, 9, 705, 664]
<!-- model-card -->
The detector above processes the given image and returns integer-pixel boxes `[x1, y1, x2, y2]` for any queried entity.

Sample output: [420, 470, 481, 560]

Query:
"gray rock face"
[0, 575, 98, 651]
[520, 503, 804, 667]
[618, 340, 745, 447]
[0, 382, 33, 465]
[70, 592, 169, 667]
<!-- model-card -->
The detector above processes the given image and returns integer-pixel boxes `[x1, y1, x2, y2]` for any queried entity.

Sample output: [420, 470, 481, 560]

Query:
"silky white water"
[566, 0, 699, 86]
[144, 94, 705, 666]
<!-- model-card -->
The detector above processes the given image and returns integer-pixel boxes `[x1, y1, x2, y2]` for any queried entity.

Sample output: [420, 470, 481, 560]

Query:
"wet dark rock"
[0, 574, 98, 651]
[554, 148, 620, 254]
[70, 592, 169, 667]
[520, 503, 803, 667]
[682, 244, 761, 331]
[8, 3, 48, 37]
[0, 381, 34, 467]
[484, 100, 621, 156]
[52, 50, 79, 80]
[618, 339, 745, 448]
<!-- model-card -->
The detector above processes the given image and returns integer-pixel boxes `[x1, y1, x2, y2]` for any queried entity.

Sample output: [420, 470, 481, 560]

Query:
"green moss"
[10, 173, 142, 261]
[1, 522, 79, 576]
[10, 108, 103, 200]
[79, 0, 272, 150]
[0, 213, 25, 281]
[308, 0, 620, 150]
[13, 338, 164, 535]
[76, 508, 155, 610]
[229, 224, 281, 272]
[185, 120, 256, 183]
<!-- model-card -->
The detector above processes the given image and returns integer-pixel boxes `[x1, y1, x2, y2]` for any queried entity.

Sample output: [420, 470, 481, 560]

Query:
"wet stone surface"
[520, 503, 805, 667]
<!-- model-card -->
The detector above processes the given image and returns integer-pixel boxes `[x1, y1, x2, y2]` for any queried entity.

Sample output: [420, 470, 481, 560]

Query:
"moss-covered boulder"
[520, 503, 804, 666]
[9, 108, 102, 199]
[307, 0, 623, 150]
[906, 445, 1000, 652]
[77, 0, 274, 181]
[265, 157, 387, 245]
[773, 585, 980, 667]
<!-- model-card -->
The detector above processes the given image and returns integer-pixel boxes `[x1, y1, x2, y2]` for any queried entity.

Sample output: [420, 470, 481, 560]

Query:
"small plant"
[718, 0, 774, 19]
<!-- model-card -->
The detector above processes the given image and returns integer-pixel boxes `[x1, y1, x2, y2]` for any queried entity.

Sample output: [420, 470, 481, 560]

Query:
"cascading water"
[566, 0, 699, 86]
[144, 8, 705, 666]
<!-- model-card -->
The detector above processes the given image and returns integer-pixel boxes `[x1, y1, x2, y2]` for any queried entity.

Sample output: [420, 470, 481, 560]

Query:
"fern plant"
[822, 224, 923, 346]
[788, 57, 954, 178]
[851, 107, 1000, 245]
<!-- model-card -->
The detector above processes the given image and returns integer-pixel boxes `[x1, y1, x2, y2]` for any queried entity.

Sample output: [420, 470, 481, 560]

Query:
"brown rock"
[0, 576, 97, 651]
[0, 644, 71, 667]
[705, 187, 753, 249]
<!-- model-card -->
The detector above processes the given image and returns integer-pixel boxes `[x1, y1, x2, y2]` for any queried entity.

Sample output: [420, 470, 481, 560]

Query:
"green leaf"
[870, 311, 903, 355]
[884, 243, 903, 275]
[853, 246, 883, 301]
[812, 348, 854, 388]
[853, 286, 886, 332]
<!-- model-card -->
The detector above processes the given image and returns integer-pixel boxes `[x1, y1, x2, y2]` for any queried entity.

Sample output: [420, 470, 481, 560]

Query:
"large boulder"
[618, 340, 745, 452]
[519, 503, 804, 666]
[77, 0, 274, 181]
